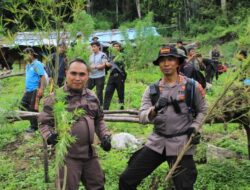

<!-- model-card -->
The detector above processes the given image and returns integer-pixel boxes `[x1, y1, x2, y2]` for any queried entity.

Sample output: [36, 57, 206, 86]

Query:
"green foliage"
[66, 41, 91, 62]
[93, 13, 113, 30]
[0, 16, 4, 35]
[203, 123, 239, 134]
[238, 17, 250, 49]
[194, 141, 208, 163]
[53, 88, 85, 168]
[120, 12, 162, 69]
[0, 73, 25, 128]
[1, 11, 250, 189]
[65, 10, 93, 63]
[66, 10, 94, 38]
[0, 131, 55, 189]
[0, 121, 28, 149]
[215, 136, 248, 156]
[122, 67, 159, 109]
[0, 106, 18, 127]
[1, 63, 250, 189]
[1, 1, 95, 87]
[98, 147, 171, 190]
[195, 159, 250, 190]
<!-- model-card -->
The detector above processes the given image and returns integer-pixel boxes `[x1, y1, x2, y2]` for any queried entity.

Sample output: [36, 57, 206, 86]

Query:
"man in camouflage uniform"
[39, 58, 111, 190]
[119, 46, 207, 190]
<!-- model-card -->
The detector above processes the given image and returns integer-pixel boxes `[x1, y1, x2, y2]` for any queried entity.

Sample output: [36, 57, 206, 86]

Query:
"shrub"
[119, 12, 162, 69]
[195, 159, 250, 190]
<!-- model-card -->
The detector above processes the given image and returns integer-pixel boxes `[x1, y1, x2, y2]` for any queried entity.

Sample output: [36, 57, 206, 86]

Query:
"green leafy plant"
[195, 159, 250, 190]
[53, 88, 85, 189]
[120, 12, 162, 69]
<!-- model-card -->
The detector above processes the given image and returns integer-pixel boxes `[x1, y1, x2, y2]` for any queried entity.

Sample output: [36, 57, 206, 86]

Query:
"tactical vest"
[212, 50, 220, 60]
[149, 78, 196, 138]
[149, 77, 196, 115]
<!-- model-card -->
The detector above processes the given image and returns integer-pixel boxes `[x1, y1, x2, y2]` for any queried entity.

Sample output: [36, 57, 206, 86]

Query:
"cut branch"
[165, 60, 250, 181]
[103, 110, 139, 115]
[0, 72, 25, 79]
[104, 116, 140, 123]
[7, 110, 249, 125]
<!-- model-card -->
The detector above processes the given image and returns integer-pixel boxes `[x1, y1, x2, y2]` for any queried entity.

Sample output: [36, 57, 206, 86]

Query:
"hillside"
[0, 46, 250, 189]
[0, 1, 250, 189]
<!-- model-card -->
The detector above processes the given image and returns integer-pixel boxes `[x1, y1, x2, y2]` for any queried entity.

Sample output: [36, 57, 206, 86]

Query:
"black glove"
[154, 97, 168, 113]
[191, 132, 201, 145]
[186, 127, 201, 145]
[47, 133, 58, 146]
[101, 135, 112, 152]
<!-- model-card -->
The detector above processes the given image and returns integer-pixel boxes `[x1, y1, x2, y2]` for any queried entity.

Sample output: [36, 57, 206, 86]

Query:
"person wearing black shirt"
[103, 42, 126, 110]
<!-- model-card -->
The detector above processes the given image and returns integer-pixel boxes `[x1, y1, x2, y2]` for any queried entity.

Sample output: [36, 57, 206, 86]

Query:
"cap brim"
[153, 54, 185, 65]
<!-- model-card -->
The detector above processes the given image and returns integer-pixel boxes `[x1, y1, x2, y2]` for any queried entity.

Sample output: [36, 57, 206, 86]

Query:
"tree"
[1, 0, 94, 187]
[135, 0, 141, 19]
[120, 12, 162, 69]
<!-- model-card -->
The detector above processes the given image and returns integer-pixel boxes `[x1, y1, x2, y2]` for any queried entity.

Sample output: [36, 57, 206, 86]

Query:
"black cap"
[177, 40, 183, 44]
[112, 41, 121, 47]
[90, 41, 101, 47]
[76, 32, 83, 37]
[153, 46, 186, 65]
[23, 47, 38, 56]
[92, 36, 99, 41]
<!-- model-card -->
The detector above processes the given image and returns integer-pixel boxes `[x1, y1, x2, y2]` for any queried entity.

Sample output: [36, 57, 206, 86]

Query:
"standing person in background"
[92, 36, 99, 42]
[238, 50, 249, 82]
[50, 42, 68, 87]
[179, 49, 207, 89]
[20, 47, 46, 133]
[209, 44, 221, 81]
[186, 48, 203, 71]
[176, 40, 187, 56]
[87, 41, 108, 106]
[200, 57, 216, 84]
[92, 36, 103, 51]
[71, 32, 83, 47]
[104, 41, 127, 110]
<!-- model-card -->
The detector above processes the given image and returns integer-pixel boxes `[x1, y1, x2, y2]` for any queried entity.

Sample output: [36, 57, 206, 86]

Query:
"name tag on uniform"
[177, 89, 185, 101]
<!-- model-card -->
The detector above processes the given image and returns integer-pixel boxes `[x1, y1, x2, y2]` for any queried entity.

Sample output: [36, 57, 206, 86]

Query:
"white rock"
[207, 144, 241, 161]
[206, 82, 212, 89]
[112, 132, 141, 150]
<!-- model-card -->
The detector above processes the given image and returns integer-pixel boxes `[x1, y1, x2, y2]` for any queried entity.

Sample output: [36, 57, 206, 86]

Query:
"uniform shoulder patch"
[197, 83, 206, 97]
[86, 89, 99, 102]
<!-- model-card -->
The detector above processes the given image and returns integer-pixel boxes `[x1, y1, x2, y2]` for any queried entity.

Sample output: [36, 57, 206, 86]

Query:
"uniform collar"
[63, 85, 87, 96]
[159, 74, 185, 87]
[93, 51, 101, 55]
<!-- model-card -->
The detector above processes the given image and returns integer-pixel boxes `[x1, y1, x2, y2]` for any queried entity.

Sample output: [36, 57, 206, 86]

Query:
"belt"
[154, 129, 189, 138]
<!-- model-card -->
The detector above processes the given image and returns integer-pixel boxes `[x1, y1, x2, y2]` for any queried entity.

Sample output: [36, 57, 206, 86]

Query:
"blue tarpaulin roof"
[89, 27, 160, 45]
[0, 27, 160, 48]
[14, 32, 63, 47]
